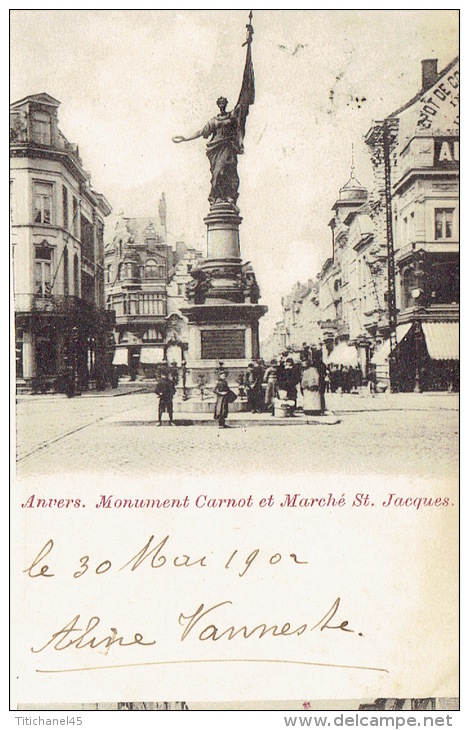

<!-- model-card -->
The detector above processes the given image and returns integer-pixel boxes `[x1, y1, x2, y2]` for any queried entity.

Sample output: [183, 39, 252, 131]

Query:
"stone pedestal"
[204, 203, 241, 260]
[181, 202, 267, 400]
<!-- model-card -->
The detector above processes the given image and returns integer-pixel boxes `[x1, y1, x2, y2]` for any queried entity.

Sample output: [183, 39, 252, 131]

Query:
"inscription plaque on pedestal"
[201, 329, 245, 360]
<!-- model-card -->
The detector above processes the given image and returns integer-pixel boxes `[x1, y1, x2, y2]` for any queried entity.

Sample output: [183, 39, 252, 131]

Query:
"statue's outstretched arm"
[172, 128, 204, 144]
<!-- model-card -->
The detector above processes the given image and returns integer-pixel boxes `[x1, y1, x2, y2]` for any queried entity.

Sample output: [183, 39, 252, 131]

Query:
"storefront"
[371, 321, 459, 392]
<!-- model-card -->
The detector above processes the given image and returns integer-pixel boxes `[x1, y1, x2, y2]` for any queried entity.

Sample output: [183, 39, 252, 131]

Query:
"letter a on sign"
[439, 141, 453, 161]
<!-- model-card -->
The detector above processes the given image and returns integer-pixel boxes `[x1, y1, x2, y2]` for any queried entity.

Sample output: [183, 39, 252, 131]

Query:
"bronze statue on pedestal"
[173, 12, 255, 207]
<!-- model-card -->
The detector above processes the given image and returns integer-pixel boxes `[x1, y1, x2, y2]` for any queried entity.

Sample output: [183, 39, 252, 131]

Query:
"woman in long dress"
[301, 360, 323, 416]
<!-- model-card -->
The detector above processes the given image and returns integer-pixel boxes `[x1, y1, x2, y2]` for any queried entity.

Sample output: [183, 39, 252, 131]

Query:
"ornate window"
[35, 243, 53, 296]
[140, 293, 166, 315]
[32, 111, 51, 145]
[435, 208, 454, 239]
[144, 259, 158, 279]
[33, 182, 53, 224]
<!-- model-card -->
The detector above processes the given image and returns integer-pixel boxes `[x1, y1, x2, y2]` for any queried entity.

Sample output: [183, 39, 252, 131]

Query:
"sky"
[10, 9, 459, 337]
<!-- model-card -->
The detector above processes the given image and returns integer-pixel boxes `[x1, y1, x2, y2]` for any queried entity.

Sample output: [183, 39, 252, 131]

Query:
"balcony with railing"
[111, 292, 168, 325]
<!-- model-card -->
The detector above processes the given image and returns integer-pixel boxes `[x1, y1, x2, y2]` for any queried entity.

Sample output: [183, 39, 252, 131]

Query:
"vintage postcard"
[10, 8, 459, 714]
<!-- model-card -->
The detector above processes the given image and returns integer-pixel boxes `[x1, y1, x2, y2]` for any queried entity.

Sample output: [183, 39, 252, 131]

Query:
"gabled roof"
[10, 93, 60, 110]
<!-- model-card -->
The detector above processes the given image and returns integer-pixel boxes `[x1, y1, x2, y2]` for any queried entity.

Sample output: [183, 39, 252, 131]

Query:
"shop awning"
[140, 346, 165, 364]
[112, 348, 128, 366]
[326, 342, 358, 366]
[371, 323, 412, 365]
[422, 322, 459, 360]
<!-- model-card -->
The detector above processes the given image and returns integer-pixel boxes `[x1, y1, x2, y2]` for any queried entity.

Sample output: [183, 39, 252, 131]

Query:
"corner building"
[366, 58, 459, 391]
[10, 93, 113, 392]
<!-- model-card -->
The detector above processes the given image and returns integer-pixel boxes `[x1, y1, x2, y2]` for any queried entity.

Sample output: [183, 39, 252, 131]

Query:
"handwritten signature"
[31, 597, 359, 653]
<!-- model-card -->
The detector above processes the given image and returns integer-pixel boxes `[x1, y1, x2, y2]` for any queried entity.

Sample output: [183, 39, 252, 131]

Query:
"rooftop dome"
[339, 165, 368, 202]
[333, 146, 368, 211]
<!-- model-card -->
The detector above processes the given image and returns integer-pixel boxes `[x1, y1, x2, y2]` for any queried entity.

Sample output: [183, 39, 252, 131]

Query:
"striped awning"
[422, 322, 459, 360]
[140, 346, 165, 364]
[112, 348, 128, 366]
[371, 323, 412, 365]
[326, 341, 358, 366]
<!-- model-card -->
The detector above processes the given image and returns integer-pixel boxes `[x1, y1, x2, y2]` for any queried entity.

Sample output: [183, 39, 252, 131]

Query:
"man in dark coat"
[214, 371, 232, 428]
[155, 371, 176, 425]
[284, 357, 301, 410]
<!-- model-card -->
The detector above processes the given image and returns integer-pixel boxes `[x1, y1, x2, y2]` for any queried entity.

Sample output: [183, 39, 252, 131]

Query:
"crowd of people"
[324, 363, 364, 393]
[233, 345, 329, 419]
[152, 345, 367, 427]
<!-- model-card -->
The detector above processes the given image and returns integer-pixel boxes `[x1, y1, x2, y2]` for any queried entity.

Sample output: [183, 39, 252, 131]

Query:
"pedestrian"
[314, 353, 327, 413]
[264, 359, 279, 414]
[246, 362, 263, 413]
[301, 358, 323, 416]
[155, 370, 176, 426]
[277, 353, 287, 391]
[214, 371, 236, 428]
[284, 357, 300, 412]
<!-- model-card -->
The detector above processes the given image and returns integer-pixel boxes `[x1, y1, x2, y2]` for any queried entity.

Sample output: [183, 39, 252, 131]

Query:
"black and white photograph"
[10, 8, 459, 721]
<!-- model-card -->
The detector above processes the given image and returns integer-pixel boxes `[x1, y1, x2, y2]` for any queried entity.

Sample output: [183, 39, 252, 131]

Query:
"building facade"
[104, 208, 203, 378]
[263, 57, 459, 393]
[264, 163, 385, 373]
[261, 278, 321, 361]
[314, 164, 392, 375]
[10, 93, 113, 392]
[366, 57, 459, 391]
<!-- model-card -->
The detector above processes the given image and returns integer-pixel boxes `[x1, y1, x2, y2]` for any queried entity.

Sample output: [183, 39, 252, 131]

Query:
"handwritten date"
[24, 536, 308, 580]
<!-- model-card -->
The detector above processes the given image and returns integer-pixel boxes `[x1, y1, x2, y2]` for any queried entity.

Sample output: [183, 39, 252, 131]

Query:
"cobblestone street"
[15, 391, 459, 480]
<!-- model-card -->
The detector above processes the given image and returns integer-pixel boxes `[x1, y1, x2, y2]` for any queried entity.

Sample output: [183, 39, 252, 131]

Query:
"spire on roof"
[342, 143, 365, 191]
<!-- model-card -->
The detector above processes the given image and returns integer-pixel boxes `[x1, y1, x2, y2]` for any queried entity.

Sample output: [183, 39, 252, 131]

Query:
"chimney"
[422, 59, 438, 91]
